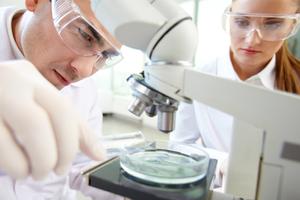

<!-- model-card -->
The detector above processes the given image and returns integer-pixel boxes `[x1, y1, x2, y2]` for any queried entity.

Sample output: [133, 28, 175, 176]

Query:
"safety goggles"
[223, 7, 300, 41]
[51, 0, 122, 70]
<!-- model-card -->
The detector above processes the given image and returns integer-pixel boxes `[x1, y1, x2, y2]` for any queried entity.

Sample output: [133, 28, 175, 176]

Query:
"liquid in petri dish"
[120, 149, 208, 185]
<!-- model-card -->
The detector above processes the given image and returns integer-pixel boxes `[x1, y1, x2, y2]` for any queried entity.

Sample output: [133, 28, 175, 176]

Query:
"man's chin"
[57, 83, 71, 90]
[56, 85, 64, 90]
[51, 81, 67, 90]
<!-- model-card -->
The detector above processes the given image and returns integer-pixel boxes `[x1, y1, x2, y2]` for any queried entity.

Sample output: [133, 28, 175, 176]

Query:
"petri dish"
[119, 141, 209, 185]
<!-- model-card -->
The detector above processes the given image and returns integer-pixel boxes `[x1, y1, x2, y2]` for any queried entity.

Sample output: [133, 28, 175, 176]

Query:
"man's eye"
[78, 27, 94, 44]
[101, 51, 110, 59]
[101, 50, 119, 60]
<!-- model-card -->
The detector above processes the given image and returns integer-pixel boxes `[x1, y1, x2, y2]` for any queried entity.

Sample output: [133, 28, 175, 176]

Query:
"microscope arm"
[92, 0, 197, 62]
[182, 67, 300, 200]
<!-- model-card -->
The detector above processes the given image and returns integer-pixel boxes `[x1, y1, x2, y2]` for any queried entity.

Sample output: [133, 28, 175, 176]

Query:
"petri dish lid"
[119, 141, 209, 185]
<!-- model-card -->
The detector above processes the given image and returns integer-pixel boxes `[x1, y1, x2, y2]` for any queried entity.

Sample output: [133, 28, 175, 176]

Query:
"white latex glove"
[0, 60, 106, 180]
[69, 161, 123, 200]
[219, 157, 228, 185]
[202, 147, 228, 188]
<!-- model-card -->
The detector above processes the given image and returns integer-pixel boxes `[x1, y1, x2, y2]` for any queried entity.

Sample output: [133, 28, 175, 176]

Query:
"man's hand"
[0, 60, 105, 180]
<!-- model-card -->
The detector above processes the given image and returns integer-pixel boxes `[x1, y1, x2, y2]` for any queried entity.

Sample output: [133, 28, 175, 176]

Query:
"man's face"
[20, 0, 120, 89]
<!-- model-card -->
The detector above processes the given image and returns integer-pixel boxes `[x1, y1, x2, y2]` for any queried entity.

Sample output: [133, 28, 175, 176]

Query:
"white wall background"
[0, 0, 24, 7]
[195, 0, 231, 66]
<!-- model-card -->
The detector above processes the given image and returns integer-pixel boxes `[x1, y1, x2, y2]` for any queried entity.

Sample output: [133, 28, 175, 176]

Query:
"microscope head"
[127, 73, 179, 133]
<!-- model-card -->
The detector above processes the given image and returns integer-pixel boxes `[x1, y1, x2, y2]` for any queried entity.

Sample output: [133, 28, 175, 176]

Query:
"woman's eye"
[233, 18, 250, 28]
[264, 20, 284, 30]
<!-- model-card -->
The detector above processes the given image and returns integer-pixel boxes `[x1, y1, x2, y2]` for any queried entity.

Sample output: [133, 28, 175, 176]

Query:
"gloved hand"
[0, 60, 106, 180]
[202, 147, 228, 189]
[69, 161, 123, 200]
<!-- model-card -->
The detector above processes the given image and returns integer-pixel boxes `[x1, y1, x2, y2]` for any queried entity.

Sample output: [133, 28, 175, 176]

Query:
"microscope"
[88, 0, 300, 200]
[92, 0, 198, 133]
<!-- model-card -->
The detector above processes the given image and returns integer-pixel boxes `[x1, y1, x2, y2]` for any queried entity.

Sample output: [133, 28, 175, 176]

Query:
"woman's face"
[229, 0, 298, 74]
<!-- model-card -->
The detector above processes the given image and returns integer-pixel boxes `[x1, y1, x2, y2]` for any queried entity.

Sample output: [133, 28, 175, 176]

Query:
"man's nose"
[244, 29, 262, 45]
[69, 56, 97, 79]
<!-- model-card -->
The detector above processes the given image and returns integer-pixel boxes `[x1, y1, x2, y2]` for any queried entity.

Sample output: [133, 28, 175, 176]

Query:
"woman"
[170, 0, 300, 186]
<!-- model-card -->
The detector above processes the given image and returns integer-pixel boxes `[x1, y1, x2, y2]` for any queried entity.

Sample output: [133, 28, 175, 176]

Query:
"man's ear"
[25, 0, 39, 12]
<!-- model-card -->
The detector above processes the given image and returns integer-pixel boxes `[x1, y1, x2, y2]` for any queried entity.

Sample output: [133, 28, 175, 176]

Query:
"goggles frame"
[223, 7, 300, 41]
[51, 0, 123, 69]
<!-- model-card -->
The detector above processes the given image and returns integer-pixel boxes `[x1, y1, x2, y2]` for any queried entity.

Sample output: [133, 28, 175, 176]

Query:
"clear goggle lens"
[222, 8, 300, 41]
[52, 0, 123, 70]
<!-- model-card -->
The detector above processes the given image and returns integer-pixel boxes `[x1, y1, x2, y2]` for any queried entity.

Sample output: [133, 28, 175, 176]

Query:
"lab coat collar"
[216, 48, 237, 80]
[217, 48, 276, 90]
[71, 79, 87, 88]
[66, 78, 92, 88]
[245, 56, 276, 90]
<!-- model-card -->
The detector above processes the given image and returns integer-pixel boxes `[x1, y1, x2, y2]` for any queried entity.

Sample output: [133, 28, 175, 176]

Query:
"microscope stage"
[87, 156, 217, 200]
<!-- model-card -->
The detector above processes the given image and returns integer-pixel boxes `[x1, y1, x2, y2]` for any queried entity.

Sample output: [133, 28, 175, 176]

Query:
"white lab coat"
[0, 6, 120, 200]
[170, 48, 276, 185]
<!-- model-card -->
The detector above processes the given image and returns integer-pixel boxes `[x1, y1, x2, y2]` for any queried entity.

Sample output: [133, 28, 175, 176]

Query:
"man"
[0, 0, 122, 199]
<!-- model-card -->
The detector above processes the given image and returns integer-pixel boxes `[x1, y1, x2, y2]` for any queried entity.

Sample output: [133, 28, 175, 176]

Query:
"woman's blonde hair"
[275, 42, 300, 94]
[275, 0, 300, 94]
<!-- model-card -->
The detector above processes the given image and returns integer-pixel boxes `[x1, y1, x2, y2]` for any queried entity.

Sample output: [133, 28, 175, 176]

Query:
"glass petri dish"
[119, 141, 209, 185]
